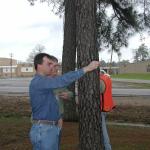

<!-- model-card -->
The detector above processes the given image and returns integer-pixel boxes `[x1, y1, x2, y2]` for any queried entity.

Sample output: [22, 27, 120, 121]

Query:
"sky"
[0, 0, 150, 63]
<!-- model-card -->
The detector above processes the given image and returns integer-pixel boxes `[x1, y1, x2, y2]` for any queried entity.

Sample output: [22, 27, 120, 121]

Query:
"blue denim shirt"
[29, 69, 84, 121]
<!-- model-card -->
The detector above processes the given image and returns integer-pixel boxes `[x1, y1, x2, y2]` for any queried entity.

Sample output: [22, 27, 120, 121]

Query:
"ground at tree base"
[0, 95, 150, 150]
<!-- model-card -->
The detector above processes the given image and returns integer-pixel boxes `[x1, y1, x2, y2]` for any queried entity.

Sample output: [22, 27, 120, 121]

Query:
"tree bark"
[76, 0, 102, 149]
[62, 0, 77, 121]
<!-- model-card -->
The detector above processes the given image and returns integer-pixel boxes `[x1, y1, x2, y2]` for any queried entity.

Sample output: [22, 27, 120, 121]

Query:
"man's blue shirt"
[29, 69, 84, 121]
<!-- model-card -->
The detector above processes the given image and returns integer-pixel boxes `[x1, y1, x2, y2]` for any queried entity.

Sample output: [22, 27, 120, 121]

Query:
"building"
[17, 63, 35, 77]
[120, 60, 150, 74]
[0, 57, 35, 77]
[0, 57, 63, 78]
[0, 57, 17, 77]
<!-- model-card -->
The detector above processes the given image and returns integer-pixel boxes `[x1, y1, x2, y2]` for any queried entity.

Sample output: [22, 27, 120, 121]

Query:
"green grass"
[112, 73, 150, 80]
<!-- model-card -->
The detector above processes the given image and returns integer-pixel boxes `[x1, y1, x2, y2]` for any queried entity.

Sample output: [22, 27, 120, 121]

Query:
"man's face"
[38, 56, 57, 76]
[50, 62, 60, 77]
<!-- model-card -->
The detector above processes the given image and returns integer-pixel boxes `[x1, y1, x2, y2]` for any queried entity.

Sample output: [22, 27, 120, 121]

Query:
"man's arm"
[34, 61, 100, 90]
[83, 61, 100, 73]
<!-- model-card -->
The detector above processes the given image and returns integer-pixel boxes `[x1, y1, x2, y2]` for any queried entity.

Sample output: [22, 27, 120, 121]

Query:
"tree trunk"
[62, 0, 77, 121]
[76, 0, 102, 149]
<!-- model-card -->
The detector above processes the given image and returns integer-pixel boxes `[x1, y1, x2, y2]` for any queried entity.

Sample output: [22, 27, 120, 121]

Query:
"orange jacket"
[100, 74, 116, 112]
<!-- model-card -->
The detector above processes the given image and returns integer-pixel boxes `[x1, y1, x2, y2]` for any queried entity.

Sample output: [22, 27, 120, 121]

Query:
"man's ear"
[37, 64, 42, 70]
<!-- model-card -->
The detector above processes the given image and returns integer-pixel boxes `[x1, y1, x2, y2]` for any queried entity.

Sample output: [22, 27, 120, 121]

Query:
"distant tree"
[133, 50, 140, 62]
[117, 51, 121, 62]
[133, 43, 149, 62]
[97, 0, 150, 65]
[26, 44, 45, 63]
[110, 61, 117, 67]
[100, 60, 107, 67]
[119, 59, 130, 65]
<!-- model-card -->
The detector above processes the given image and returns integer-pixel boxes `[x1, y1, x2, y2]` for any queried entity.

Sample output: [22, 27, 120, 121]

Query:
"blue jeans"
[29, 124, 61, 150]
[101, 112, 112, 150]
[58, 128, 62, 150]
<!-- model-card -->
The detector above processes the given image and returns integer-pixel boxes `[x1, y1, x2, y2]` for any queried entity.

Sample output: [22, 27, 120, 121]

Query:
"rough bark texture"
[76, 0, 102, 149]
[62, 0, 77, 121]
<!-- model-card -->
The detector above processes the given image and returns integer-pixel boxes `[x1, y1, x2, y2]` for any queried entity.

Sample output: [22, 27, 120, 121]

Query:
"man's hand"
[58, 92, 70, 100]
[58, 118, 63, 128]
[83, 61, 100, 73]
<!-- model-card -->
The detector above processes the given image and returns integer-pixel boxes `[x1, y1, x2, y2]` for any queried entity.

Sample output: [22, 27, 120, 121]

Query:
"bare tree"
[27, 44, 45, 63]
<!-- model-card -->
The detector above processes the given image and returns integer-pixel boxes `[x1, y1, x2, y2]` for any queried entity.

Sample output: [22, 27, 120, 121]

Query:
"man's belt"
[32, 120, 58, 125]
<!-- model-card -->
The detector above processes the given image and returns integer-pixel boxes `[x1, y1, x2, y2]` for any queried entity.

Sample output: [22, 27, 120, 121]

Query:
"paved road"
[113, 89, 150, 96]
[0, 78, 30, 96]
[113, 78, 150, 84]
[0, 77, 150, 96]
[112, 78, 150, 96]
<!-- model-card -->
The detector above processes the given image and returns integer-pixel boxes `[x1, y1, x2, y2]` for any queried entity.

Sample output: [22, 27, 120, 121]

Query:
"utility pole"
[10, 53, 13, 78]
[109, 49, 113, 74]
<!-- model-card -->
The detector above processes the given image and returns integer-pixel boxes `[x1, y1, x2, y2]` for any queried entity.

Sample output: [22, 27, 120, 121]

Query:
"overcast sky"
[0, 0, 150, 63]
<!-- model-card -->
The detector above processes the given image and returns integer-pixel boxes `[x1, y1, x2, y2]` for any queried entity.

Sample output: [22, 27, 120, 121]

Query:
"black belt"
[32, 120, 58, 125]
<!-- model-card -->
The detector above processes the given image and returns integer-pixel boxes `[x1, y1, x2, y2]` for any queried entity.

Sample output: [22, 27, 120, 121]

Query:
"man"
[29, 53, 100, 150]
[48, 56, 73, 148]
[100, 72, 116, 150]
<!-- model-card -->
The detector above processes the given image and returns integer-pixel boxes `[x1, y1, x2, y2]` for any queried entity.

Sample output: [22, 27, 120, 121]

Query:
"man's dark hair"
[34, 53, 58, 70]
[50, 55, 58, 62]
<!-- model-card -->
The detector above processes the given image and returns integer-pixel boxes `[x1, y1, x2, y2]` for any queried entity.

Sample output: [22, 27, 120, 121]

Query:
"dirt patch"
[0, 95, 31, 117]
[0, 95, 150, 124]
[114, 96, 150, 106]
[0, 95, 150, 150]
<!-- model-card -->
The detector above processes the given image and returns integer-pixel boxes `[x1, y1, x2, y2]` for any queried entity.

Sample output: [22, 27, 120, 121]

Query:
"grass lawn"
[111, 73, 150, 80]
